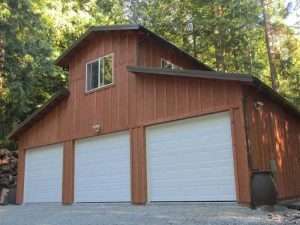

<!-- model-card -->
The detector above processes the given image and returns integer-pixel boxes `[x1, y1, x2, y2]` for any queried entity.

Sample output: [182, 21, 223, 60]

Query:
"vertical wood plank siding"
[244, 87, 300, 200]
[134, 73, 251, 203]
[130, 127, 147, 203]
[19, 31, 137, 148]
[230, 108, 251, 203]
[16, 31, 253, 204]
[62, 140, 75, 204]
[137, 34, 202, 69]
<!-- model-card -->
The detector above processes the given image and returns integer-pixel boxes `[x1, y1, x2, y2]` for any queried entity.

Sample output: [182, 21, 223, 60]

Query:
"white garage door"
[146, 112, 236, 202]
[75, 131, 130, 202]
[24, 144, 63, 203]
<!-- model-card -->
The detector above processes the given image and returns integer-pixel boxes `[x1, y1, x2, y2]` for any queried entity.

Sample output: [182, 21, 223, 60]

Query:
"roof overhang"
[128, 66, 300, 118]
[127, 66, 254, 83]
[8, 88, 70, 140]
[250, 77, 300, 118]
[55, 24, 212, 71]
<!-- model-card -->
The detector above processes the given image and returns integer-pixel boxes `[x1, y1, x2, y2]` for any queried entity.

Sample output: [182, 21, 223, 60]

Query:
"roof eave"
[128, 66, 300, 118]
[127, 66, 253, 82]
[251, 77, 300, 118]
[8, 88, 70, 140]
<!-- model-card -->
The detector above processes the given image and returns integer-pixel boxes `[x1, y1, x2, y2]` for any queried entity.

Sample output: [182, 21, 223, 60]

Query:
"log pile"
[0, 149, 17, 189]
[0, 148, 17, 204]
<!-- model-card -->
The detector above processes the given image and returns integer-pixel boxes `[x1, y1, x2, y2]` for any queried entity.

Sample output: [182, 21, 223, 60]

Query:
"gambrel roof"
[8, 25, 300, 140]
[55, 24, 212, 71]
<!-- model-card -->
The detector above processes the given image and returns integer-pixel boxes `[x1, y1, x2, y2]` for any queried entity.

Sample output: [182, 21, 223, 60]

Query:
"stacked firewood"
[0, 149, 17, 189]
[0, 149, 17, 204]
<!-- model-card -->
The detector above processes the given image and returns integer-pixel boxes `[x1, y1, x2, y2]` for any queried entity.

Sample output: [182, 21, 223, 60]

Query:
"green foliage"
[0, 0, 65, 149]
[0, 0, 126, 149]
[126, 0, 300, 105]
[0, 0, 299, 149]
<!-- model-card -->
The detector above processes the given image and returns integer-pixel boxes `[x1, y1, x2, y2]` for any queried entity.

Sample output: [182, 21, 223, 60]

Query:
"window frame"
[160, 58, 182, 70]
[85, 53, 114, 93]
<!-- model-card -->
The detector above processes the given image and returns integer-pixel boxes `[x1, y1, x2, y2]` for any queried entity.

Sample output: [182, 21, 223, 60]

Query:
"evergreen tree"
[0, 0, 299, 149]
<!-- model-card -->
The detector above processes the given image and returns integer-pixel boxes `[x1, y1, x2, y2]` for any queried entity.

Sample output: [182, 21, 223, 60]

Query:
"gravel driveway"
[0, 203, 300, 225]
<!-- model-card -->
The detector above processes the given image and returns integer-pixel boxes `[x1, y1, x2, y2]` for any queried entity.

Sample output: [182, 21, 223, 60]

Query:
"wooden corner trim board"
[62, 140, 75, 204]
[130, 126, 147, 204]
[234, 102, 252, 203]
[229, 109, 240, 202]
[16, 148, 25, 205]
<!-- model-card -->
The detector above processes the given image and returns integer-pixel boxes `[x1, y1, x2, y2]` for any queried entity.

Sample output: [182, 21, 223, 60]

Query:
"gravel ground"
[0, 203, 300, 225]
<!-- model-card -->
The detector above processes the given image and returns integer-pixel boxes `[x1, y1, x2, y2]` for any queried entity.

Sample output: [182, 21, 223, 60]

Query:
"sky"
[284, 0, 300, 34]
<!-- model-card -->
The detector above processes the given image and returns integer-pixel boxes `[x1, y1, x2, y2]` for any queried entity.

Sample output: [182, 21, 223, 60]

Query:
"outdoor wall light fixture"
[92, 124, 101, 133]
[254, 101, 264, 110]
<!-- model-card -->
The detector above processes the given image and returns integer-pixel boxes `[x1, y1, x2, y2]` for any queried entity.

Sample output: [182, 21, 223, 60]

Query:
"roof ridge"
[55, 24, 212, 71]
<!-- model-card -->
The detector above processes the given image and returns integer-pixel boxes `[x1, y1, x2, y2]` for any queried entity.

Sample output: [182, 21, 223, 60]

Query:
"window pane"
[103, 55, 113, 85]
[87, 61, 99, 91]
[161, 58, 182, 70]
[172, 64, 182, 70]
[99, 59, 103, 86]
[161, 59, 172, 69]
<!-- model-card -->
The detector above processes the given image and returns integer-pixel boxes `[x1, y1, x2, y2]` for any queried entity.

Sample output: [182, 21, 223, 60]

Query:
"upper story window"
[86, 54, 113, 92]
[161, 58, 182, 70]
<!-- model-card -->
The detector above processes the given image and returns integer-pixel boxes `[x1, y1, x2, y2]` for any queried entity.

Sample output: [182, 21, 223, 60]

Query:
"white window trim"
[85, 53, 114, 93]
[160, 58, 182, 70]
[161, 58, 172, 69]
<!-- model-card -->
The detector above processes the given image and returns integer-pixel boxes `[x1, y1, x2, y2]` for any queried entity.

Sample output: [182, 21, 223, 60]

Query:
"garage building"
[9, 25, 300, 205]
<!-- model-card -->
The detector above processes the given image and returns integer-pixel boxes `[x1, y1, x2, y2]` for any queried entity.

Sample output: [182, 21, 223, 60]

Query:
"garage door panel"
[149, 115, 230, 137]
[75, 132, 130, 203]
[150, 147, 233, 161]
[24, 144, 63, 203]
[150, 134, 229, 143]
[150, 153, 233, 169]
[147, 112, 236, 202]
[150, 139, 232, 151]
[151, 165, 234, 177]
[150, 142, 232, 152]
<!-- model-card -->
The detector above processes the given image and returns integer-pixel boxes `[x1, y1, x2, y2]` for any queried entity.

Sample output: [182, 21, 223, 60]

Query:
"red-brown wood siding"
[230, 108, 251, 203]
[135, 74, 241, 124]
[130, 127, 147, 203]
[137, 34, 202, 69]
[133, 73, 251, 203]
[19, 31, 137, 149]
[62, 140, 74, 204]
[244, 87, 300, 200]
[16, 30, 252, 204]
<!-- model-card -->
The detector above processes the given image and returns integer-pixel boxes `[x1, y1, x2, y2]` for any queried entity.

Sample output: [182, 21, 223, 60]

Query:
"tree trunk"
[0, 35, 4, 92]
[192, 32, 197, 58]
[261, 0, 278, 90]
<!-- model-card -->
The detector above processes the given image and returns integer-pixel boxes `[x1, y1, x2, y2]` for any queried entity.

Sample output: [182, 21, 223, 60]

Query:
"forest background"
[0, 0, 299, 149]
